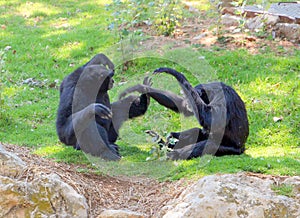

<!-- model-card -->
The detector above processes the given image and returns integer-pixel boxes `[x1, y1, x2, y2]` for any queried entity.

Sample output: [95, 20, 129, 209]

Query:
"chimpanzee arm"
[153, 68, 213, 129]
[119, 83, 194, 117]
[108, 93, 150, 143]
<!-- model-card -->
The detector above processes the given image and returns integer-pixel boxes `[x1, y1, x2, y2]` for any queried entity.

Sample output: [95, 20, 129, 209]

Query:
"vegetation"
[0, 0, 299, 180]
[271, 184, 295, 197]
[106, 0, 183, 37]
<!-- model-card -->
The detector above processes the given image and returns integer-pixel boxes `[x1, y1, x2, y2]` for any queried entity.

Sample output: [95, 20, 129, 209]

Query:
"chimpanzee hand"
[93, 103, 112, 119]
[118, 76, 153, 99]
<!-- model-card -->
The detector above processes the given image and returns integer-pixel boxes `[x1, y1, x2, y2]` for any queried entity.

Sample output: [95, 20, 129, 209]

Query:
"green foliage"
[146, 144, 171, 161]
[271, 184, 295, 197]
[106, 0, 183, 38]
[153, 0, 183, 36]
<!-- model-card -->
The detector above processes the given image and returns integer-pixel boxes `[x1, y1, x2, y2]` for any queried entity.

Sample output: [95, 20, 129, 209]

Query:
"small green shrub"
[106, 0, 183, 39]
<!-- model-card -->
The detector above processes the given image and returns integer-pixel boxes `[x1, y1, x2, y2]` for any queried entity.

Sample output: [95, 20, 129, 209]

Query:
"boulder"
[162, 173, 300, 218]
[0, 144, 26, 177]
[275, 23, 300, 42]
[221, 14, 242, 27]
[245, 16, 264, 30]
[0, 144, 89, 217]
[264, 14, 279, 26]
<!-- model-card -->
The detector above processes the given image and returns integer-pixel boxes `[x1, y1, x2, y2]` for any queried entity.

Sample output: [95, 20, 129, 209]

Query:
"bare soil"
[138, 15, 299, 55]
[3, 143, 189, 217]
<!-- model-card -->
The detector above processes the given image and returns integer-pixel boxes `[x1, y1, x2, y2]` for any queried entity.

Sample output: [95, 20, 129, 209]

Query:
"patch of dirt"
[3, 143, 189, 218]
[137, 15, 299, 55]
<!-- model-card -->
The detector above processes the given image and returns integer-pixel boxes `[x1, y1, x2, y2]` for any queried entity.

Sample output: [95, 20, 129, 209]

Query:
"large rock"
[0, 144, 88, 217]
[0, 144, 26, 177]
[162, 173, 300, 218]
[221, 14, 242, 27]
[245, 16, 264, 30]
[275, 23, 300, 42]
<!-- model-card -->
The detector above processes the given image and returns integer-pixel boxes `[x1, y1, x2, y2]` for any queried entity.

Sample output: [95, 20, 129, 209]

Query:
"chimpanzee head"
[80, 65, 114, 92]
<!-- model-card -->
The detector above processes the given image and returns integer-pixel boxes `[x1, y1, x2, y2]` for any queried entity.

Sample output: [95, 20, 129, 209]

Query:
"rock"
[98, 209, 145, 218]
[192, 33, 207, 40]
[245, 16, 264, 30]
[275, 23, 300, 42]
[221, 14, 242, 27]
[220, 0, 237, 8]
[264, 14, 279, 26]
[0, 144, 26, 177]
[162, 173, 300, 218]
[0, 144, 89, 217]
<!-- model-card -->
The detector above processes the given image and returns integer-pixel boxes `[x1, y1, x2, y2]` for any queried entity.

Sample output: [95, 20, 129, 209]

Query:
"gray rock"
[192, 33, 207, 40]
[264, 14, 279, 26]
[245, 16, 264, 30]
[0, 145, 89, 217]
[275, 23, 300, 42]
[221, 14, 242, 27]
[162, 173, 300, 218]
[98, 209, 145, 218]
[0, 144, 26, 177]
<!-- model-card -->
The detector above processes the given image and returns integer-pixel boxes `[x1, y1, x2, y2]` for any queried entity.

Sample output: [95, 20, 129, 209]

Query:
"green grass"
[271, 184, 295, 197]
[1, 0, 299, 180]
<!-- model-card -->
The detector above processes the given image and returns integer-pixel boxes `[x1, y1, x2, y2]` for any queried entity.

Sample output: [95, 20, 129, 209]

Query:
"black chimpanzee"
[56, 54, 151, 160]
[119, 67, 249, 160]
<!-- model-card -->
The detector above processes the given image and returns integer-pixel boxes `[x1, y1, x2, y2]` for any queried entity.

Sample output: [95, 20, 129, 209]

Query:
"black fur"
[56, 54, 150, 160]
[120, 67, 249, 160]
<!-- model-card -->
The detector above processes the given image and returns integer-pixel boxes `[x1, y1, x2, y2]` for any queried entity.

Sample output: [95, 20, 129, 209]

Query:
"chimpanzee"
[119, 67, 249, 160]
[56, 54, 151, 160]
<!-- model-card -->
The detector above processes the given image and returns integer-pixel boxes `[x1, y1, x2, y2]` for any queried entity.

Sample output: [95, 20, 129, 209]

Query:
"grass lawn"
[1, 0, 299, 180]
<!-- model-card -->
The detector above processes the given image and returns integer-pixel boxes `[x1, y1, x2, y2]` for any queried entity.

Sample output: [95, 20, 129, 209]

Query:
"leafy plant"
[146, 144, 171, 161]
[106, 0, 183, 38]
[153, 0, 183, 36]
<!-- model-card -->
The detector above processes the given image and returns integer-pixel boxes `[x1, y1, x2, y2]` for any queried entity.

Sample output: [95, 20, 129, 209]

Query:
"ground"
[3, 142, 294, 217]
[139, 15, 298, 55]
[3, 143, 189, 217]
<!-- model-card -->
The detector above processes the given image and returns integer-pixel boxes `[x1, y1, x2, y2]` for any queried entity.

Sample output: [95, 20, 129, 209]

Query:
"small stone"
[193, 33, 207, 40]
[221, 14, 242, 27]
[98, 209, 145, 218]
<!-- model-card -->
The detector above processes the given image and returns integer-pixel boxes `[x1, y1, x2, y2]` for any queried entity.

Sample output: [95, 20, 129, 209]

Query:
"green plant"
[153, 0, 183, 36]
[271, 184, 295, 197]
[146, 144, 171, 161]
[106, 0, 183, 38]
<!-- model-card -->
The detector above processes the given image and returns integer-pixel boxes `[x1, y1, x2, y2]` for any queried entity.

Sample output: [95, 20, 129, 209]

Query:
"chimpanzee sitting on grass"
[119, 67, 249, 160]
[56, 54, 151, 160]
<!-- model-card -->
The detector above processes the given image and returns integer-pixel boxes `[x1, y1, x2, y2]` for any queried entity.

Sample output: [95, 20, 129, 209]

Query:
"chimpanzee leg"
[168, 140, 244, 160]
[167, 128, 208, 149]
[78, 122, 120, 161]
[215, 146, 245, 156]
[167, 141, 208, 160]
